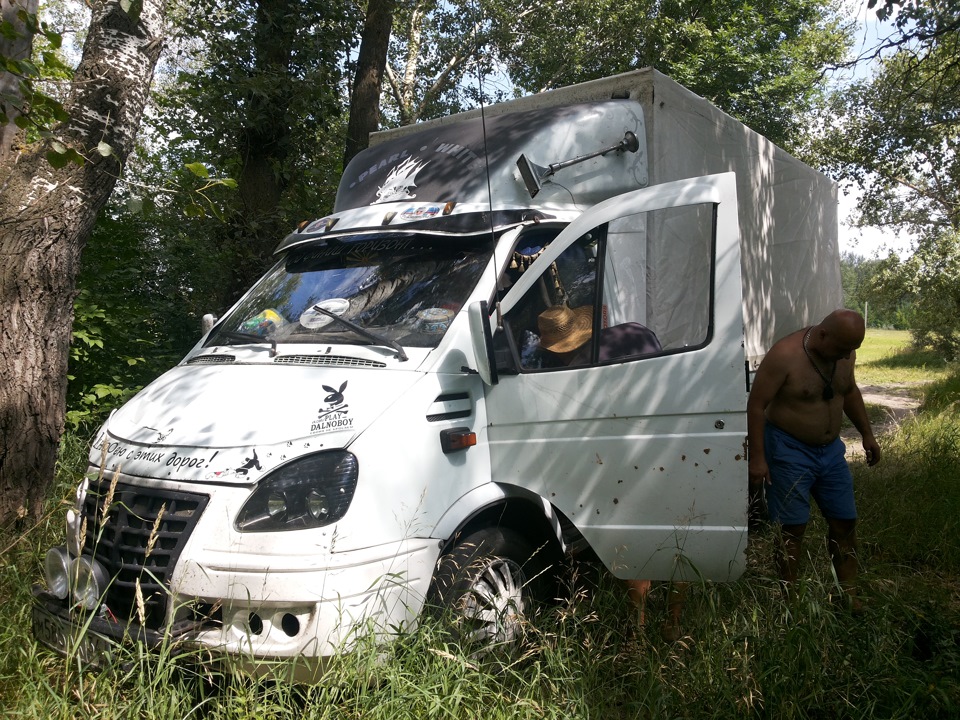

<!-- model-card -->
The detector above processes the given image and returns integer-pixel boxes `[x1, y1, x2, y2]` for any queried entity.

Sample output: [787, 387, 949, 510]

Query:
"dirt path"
[842, 382, 926, 458]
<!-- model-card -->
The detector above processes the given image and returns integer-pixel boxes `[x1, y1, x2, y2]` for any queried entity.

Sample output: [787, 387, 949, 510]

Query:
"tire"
[425, 527, 557, 649]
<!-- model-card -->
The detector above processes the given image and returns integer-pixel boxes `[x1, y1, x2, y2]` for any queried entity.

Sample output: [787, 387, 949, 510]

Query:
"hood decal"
[311, 381, 354, 434]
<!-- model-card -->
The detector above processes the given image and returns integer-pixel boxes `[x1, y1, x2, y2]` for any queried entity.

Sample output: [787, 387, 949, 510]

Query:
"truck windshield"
[206, 236, 494, 351]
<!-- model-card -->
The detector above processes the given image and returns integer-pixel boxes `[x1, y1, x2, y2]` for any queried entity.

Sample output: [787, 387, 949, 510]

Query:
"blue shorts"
[764, 422, 856, 525]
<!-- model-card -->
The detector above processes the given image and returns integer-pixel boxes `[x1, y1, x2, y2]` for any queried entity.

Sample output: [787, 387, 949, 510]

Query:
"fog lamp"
[71, 555, 109, 611]
[44, 546, 71, 600]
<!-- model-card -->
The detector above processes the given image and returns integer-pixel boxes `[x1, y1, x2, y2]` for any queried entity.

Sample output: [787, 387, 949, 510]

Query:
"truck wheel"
[426, 527, 556, 649]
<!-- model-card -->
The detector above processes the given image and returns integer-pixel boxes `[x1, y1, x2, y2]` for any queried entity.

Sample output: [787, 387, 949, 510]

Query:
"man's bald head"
[814, 309, 865, 360]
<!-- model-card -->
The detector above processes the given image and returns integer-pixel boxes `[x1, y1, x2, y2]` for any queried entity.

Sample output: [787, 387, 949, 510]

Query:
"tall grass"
[1, 371, 958, 718]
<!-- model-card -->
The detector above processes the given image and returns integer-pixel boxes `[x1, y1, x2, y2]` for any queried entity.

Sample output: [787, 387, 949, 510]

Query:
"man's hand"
[863, 436, 881, 466]
[749, 458, 770, 488]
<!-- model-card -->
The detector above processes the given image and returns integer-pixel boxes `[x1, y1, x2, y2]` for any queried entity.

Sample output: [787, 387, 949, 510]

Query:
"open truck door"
[473, 173, 748, 582]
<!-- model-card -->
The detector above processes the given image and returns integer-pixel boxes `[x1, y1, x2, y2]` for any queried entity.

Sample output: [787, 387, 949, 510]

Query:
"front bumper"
[31, 537, 440, 667]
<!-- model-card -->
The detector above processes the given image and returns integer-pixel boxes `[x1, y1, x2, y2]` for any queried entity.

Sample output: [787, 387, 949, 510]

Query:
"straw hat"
[538, 305, 593, 353]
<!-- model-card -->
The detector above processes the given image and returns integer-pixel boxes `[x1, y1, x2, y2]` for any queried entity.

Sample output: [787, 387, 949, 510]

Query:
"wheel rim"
[458, 556, 526, 645]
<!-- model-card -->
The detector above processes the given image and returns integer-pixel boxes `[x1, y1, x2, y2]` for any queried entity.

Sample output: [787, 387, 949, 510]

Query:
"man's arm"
[746, 349, 789, 488]
[842, 378, 881, 466]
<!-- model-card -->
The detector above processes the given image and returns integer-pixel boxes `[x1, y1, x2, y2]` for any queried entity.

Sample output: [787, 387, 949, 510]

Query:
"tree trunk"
[343, 0, 396, 166]
[218, 0, 300, 304]
[238, 0, 296, 220]
[0, 0, 167, 525]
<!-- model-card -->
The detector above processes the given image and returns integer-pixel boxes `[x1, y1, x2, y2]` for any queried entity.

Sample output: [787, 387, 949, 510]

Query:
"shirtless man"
[747, 309, 881, 608]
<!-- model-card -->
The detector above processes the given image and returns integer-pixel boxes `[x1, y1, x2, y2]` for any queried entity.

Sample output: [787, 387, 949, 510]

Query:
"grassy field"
[0, 345, 957, 719]
[855, 329, 952, 385]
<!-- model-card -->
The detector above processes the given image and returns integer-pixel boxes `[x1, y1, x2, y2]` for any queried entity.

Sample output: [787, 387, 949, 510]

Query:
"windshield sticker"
[400, 205, 441, 221]
[374, 157, 428, 204]
[303, 217, 333, 234]
[311, 381, 354, 435]
[348, 150, 412, 190]
[288, 237, 416, 264]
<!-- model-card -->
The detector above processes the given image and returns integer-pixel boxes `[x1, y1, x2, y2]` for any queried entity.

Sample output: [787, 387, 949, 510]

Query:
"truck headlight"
[71, 556, 109, 611]
[44, 546, 71, 600]
[235, 451, 359, 532]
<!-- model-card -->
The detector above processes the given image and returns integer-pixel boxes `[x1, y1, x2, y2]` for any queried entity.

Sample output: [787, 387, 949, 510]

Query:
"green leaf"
[94, 385, 116, 399]
[44, 31, 62, 50]
[13, 57, 39, 78]
[49, 140, 66, 154]
[219, 177, 238, 189]
[185, 161, 210, 178]
[65, 148, 85, 167]
[120, 0, 144, 23]
[46, 149, 69, 168]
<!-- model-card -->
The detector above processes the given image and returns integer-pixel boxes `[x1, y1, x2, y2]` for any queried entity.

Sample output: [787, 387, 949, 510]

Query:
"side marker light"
[440, 427, 477, 454]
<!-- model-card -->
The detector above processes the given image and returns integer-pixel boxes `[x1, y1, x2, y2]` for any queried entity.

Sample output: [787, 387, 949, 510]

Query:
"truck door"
[484, 173, 747, 582]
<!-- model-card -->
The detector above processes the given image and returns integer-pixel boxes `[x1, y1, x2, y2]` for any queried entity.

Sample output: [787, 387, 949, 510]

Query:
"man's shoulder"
[764, 328, 804, 361]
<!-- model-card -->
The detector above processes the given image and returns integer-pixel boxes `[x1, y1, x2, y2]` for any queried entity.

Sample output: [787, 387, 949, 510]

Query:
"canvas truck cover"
[369, 69, 843, 365]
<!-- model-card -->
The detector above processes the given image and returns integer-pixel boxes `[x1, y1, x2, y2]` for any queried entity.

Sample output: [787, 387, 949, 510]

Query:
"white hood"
[92, 362, 420, 484]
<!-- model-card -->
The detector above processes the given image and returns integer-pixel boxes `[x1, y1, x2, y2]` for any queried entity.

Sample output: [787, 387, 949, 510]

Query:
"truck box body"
[32, 69, 841, 672]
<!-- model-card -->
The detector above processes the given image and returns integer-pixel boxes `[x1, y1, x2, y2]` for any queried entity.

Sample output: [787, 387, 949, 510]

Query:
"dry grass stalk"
[135, 578, 146, 626]
[78, 515, 87, 556]
[145, 503, 166, 559]
[100, 466, 121, 525]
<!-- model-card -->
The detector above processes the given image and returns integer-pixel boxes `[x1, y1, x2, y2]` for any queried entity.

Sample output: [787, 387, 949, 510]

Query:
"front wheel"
[425, 527, 557, 649]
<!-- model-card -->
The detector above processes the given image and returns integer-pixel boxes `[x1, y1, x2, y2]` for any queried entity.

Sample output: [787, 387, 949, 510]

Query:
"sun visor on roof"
[335, 101, 649, 214]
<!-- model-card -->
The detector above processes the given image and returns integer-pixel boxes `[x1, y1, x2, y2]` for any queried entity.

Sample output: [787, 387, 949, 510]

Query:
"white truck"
[33, 68, 841, 672]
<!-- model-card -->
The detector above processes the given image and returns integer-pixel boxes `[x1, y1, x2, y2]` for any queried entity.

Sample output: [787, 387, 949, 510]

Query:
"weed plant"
[855, 366, 960, 573]
[1, 375, 958, 718]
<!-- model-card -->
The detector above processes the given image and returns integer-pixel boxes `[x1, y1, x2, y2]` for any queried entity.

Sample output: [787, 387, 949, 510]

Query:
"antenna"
[517, 131, 640, 197]
[472, 5, 504, 331]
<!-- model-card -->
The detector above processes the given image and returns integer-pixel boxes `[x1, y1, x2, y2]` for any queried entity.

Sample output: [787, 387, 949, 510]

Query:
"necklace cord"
[803, 327, 835, 400]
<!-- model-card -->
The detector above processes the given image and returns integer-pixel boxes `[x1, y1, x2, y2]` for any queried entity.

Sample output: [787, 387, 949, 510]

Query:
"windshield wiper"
[220, 330, 277, 357]
[310, 305, 408, 362]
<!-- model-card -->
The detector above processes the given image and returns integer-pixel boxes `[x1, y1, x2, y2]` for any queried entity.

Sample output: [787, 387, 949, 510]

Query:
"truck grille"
[274, 354, 386, 368]
[82, 480, 208, 630]
[186, 354, 236, 364]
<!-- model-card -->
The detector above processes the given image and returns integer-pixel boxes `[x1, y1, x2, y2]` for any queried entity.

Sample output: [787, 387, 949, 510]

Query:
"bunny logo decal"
[311, 381, 354, 435]
[323, 382, 347, 405]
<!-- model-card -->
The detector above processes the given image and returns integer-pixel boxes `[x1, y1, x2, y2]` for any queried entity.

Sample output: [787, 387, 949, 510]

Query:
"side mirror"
[467, 300, 499, 386]
[201, 313, 218, 335]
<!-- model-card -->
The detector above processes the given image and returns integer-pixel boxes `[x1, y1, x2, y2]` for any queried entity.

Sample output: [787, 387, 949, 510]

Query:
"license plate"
[32, 602, 117, 666]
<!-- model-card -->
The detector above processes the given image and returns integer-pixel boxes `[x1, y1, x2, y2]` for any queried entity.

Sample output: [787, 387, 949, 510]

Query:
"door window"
[500, 203, 715, 371]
